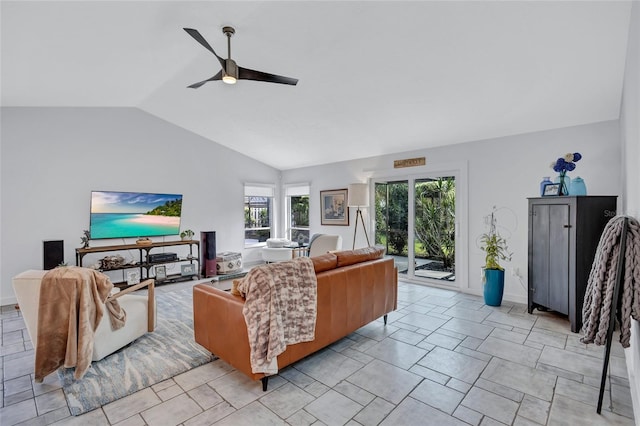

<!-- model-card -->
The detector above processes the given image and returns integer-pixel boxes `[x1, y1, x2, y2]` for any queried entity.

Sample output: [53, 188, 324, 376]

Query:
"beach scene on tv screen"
[90, 191, 182, 239]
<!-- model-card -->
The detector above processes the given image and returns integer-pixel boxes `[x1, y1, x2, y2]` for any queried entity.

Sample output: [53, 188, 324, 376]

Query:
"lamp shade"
[348, 183, 369, 207]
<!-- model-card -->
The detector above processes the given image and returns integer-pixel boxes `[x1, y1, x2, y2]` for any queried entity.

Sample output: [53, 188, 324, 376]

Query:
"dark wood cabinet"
[527, 196, 617, 332]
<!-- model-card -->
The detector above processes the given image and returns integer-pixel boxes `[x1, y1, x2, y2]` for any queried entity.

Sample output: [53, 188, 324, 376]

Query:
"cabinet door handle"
[563, 225, 572, 228]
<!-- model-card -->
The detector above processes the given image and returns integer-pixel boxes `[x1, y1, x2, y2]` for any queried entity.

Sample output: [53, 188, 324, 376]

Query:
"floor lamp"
[348, 183, 371, 249]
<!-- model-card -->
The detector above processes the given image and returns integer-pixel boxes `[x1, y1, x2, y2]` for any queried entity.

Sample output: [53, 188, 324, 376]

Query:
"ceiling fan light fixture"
[223, 58, 238, 84]
[222, 74, 237, 84]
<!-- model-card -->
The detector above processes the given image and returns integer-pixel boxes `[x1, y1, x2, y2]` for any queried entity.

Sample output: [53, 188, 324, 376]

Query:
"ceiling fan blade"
[187, 71, 222, 89]
[238, 67, 298, 86]
[183, 28, 225, 68]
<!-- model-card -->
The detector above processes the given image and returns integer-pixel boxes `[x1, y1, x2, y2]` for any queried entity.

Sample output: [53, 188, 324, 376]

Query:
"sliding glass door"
[413, 177, 456, 281]
[375, 180, 409, 264]
[375, 175, 458, 286]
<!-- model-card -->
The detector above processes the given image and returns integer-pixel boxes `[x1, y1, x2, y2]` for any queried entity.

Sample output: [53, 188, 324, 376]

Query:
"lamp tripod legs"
[352, 209, 371, 249]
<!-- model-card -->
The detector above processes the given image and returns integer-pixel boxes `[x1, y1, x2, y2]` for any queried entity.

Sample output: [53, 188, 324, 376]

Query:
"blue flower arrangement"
[551, 152, 582, 173]
[550, 153, 582, 195]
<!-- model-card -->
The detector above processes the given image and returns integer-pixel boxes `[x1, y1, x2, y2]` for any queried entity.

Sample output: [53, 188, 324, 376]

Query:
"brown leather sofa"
[192, 247, 398, 390]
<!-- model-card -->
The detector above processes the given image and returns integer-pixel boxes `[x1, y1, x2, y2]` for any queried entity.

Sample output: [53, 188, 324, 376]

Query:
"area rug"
[57, 287, 215, 416]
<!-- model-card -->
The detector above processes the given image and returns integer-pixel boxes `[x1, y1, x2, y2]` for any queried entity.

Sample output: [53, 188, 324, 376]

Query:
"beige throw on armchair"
[34, 267, 125, 382]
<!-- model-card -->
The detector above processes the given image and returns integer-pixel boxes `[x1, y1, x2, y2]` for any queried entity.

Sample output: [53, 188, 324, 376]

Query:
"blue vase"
[570, 177, 587, 196]
[483, 269, 505, 306]
[554, 174, 571, 196]
[540, 177, 552, 196]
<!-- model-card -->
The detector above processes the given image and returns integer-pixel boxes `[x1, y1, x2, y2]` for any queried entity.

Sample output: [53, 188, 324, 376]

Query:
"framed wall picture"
[542, 182, 561, 196]
[155, 265, 167, 281]
[320, 188, 349, 226]
[126, 270, 140, 285]
[181, 263, 196, 277]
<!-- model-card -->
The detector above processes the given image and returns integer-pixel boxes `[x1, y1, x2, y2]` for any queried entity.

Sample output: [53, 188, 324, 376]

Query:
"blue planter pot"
[484, 269, 505, 306]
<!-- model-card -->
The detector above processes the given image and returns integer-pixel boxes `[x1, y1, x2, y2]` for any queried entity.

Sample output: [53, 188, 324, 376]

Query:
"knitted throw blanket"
[237, 257, 317, 375]
[581, 215, 640, 347]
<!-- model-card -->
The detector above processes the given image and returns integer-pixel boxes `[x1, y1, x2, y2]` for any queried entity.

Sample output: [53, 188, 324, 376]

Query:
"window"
[285, 184, 310, 244]
[244, 184, 275, 247]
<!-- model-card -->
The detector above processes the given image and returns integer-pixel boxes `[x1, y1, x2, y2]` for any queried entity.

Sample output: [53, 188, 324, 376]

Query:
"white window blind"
[285, 183, 310, 197]
[244, 184, 275, 198]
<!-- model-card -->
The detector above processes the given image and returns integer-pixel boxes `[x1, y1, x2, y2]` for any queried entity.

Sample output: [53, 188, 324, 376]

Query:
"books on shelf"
[210, 270, 247, 282]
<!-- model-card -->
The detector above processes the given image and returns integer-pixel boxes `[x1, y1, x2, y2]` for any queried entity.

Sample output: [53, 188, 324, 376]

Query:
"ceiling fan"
[183, 26, 298, 88]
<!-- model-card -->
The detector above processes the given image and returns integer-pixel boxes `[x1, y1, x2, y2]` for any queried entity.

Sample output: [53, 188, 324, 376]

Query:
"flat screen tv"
[90, 191, 183, 240]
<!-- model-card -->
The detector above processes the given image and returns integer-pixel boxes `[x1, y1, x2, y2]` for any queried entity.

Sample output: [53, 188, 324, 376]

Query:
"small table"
[285, 244, 309, 258]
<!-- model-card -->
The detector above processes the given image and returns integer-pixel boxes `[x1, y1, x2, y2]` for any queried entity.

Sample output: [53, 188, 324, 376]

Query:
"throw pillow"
[230, 279, 244, 297]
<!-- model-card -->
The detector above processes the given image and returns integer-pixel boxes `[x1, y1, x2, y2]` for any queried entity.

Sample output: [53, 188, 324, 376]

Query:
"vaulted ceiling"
[1, 1, 633, 170]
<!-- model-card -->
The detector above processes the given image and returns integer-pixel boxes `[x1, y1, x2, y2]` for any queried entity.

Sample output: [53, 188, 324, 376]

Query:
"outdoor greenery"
[375, 182, 409, 255]
[244, 196, 272, 244]
[375, 178, 456, 271]
[291, 196, 309, 227]
[244, 197, 270, 228]
[415, 178, 456, 268]
[244, 207, 269, 228]
[290, 196, 310, 243]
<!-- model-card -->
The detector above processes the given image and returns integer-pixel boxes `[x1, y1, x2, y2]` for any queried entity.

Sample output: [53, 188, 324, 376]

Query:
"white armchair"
[308, 234, 343, 257]
[12, 270, 156, 362]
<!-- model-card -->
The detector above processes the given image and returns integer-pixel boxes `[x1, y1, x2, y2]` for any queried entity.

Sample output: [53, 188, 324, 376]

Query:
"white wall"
[0, 110, 625, 305]
[622, 4, 640, 220]
[620, 1, 640, 422]
[0, 107, 279, 305]
[283, 120, 622, 303]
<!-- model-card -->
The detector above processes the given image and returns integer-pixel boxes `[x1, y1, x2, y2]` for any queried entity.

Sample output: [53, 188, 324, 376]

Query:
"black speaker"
[200, 231, 217, 278]
[43, 240, 64, 270]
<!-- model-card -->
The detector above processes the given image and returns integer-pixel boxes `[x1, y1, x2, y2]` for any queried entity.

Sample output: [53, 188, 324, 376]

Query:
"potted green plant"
[180, 229, 194, 241]
[479, 207, 512, 306]
[80, 229, 90, 248]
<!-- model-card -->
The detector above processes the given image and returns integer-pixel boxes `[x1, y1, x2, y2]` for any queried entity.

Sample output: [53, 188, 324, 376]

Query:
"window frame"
[244, 183, 276, 248]
[285, 183, 310, 244]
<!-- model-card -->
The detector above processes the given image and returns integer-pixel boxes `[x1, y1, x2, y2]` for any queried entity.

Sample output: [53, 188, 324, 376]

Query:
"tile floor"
[0, 279, 636, 425]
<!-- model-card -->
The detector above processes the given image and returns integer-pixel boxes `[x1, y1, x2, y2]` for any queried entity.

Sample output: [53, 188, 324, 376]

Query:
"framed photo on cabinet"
[542, 183, 561, 196]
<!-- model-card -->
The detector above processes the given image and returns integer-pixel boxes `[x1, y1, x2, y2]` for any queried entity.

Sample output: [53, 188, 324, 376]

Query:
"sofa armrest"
[193, 284, 258, 379]
[108, 279, 155, 332]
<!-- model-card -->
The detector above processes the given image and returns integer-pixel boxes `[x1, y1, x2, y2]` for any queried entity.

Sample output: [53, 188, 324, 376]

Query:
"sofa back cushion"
[311, 253, 338, 273]
[311, 247, 385, 273]
[336, 246, 385, 268]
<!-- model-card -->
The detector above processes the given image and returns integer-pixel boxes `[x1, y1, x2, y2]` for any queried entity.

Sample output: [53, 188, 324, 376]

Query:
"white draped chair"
[12, 270, 156, 362]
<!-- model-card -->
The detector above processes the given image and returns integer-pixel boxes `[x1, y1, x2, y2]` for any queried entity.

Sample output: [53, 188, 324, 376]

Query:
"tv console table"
[75, 240, 200, 288]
